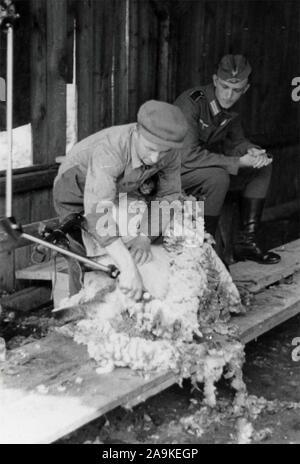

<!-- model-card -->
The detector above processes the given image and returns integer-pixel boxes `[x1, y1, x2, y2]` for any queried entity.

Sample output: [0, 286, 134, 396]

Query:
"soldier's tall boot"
[204, 215, 219, 238]
[234, 197, 280, 264]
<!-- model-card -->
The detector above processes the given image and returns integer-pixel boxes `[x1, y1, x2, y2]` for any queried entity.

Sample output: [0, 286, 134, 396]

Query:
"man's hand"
[118, 264, 144, 301]
[247, 147, 266, 158]
[239, 149, 272, 169]
[105, 238, 144, 301]
[128, 236, 152, 265]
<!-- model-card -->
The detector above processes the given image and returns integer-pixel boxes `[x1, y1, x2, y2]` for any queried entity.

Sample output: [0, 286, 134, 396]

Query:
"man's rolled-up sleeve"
[84, 147, 123, 247]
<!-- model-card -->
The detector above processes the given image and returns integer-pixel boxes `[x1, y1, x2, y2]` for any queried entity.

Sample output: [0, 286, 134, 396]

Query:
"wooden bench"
[1, 239, 300, 443]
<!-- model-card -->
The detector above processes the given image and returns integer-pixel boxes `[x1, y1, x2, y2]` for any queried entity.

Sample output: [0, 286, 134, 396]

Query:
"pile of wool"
[178, 394, 300, 444]
[58, 203, 245, 406]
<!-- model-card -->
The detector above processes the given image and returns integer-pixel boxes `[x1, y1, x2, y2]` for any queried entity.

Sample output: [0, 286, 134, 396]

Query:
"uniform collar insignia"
[209, 99, 221, 117]
[205, 85, 221, 117]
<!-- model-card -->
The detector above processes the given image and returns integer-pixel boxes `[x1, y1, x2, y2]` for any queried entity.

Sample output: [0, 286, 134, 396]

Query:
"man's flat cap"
[137, 100, 188, 149]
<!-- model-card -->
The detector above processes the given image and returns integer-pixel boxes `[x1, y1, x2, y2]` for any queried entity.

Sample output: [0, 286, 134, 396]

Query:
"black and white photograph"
[0, 0, 299, 446]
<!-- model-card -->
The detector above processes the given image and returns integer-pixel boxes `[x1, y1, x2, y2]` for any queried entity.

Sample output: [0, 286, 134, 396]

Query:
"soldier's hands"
[247, 147, 266, 158]
[252, 153, 272, 169]
[239, 149, 272, 169]
[128, 236, 152, 265]
[239, 153, 257, 168]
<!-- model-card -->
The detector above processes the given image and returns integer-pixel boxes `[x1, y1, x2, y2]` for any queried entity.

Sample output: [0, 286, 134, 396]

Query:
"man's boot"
[234, 197, 280, 264]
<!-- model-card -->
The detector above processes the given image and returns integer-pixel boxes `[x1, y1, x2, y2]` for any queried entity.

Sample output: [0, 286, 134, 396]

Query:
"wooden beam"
[15, 257, 67, 281]
[0, 286, 52, 313]
[0, 166, 58, 196]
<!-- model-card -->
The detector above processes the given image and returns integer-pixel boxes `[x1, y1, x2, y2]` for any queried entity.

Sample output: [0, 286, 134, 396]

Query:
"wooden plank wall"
[75, 0, 161, 139]
[174, 0, 300, 137]
[173, 0, 300, 207]
[30, 0, 68, 164]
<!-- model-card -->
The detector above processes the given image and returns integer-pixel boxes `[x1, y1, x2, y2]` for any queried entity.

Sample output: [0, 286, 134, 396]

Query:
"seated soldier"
[174, 54, 280, 265]
[53, 100, 188, 300]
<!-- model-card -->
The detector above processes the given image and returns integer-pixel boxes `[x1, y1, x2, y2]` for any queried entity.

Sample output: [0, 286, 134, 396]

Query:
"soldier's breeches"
[238, 164, 272, 199]
[181, 164, 272, 216]
[182, 167, 230, 216]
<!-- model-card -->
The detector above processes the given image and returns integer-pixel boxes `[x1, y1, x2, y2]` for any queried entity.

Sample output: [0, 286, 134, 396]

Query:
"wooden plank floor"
[1, 242, 300, 444]
[230, 239, 300, 293]
[233, 272, 300, 343]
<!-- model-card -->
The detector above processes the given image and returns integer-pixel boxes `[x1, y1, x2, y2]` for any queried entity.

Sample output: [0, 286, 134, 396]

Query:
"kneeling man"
[53, 101, 188, 300]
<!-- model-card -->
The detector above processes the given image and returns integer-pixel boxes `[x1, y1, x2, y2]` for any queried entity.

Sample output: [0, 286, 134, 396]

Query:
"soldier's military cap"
[217, 55, 252, 83]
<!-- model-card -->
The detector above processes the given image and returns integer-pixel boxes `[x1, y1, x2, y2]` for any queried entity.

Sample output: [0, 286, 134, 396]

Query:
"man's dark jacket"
[174, 84, 259, 176]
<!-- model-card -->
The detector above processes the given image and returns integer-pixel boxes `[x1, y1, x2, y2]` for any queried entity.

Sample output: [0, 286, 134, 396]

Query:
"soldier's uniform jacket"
[53, 123, 181, 247]
[174, 84, 260, 176]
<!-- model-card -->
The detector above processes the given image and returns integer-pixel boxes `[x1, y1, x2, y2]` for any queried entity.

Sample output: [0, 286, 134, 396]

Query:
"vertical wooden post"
[114, 0, 130, 124]
[76, 0, 94, 141]
[138, 1, 158, 104]
[30, 0, 47, 165]
[128, 0, 139, 120]
[92, 0, 104, 133]
[99, 0, 114, 129]
[0, 198, 14, 291]
[46, 0, 67, 162]
[157, 15, 170, 102]
[14, 192, 31, 290]
[92, 0, 115, 131]
[66, 0, 76, 84]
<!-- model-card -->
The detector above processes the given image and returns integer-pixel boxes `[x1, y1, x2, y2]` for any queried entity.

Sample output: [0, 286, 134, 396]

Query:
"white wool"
[65, 205, 245, 405]
[236, 417, 254, 444]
